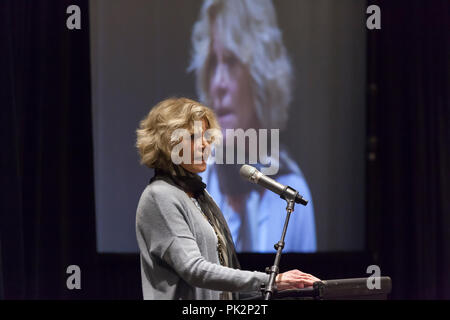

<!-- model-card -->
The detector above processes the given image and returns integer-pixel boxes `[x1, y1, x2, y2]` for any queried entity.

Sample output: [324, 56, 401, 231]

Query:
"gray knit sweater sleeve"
[136, 181, 270, 297]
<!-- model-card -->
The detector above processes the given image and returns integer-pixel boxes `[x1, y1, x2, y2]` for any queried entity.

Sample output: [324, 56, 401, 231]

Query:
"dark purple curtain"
[367, 0, 450, 299]
[0, 0, 98, 299]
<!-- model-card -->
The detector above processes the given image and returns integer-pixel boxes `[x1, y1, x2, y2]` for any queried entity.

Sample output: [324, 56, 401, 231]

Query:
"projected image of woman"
[188, 0, 316, 252]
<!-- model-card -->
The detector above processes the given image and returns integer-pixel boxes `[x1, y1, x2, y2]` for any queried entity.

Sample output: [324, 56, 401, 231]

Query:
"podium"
[243, 277, 392, 300]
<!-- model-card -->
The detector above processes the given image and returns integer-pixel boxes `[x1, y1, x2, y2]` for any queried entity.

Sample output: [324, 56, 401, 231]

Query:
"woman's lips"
[218, 113, 236, 129]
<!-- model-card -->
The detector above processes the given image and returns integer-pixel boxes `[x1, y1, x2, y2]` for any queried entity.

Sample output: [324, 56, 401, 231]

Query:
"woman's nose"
[201, 134, 209, 148]
[211, 64, 228, 95]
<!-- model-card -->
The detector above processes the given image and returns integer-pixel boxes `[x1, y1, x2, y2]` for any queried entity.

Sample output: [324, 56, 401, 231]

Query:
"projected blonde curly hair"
[188, 0, 293, 130]
[136, 97, 221, 174]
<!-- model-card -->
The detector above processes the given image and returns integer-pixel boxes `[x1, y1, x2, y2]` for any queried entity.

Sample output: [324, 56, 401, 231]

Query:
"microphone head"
[239, 165, 258, 183]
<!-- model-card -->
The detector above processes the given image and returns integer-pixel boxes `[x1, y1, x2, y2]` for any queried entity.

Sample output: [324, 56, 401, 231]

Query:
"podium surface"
[244, 277, 392, 300]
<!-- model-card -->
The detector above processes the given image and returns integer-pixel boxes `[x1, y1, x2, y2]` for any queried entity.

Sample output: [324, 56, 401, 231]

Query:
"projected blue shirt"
[200, 150, 317, 253]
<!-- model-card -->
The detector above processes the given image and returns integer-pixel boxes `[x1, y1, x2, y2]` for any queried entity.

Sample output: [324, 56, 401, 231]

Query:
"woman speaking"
[135, 97, 319, 300]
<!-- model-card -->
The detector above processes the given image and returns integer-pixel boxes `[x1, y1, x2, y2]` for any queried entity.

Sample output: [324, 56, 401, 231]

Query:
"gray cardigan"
[135, 179, 270, 300]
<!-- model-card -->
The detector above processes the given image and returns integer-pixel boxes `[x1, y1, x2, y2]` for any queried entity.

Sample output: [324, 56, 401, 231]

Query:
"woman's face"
[180, 119, 210, 174]
[208, 24, 259, 133]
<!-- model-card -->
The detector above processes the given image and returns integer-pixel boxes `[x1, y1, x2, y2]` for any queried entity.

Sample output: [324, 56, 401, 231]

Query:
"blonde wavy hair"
[136, 97, 221, 174]
[188, 0, 293, 130]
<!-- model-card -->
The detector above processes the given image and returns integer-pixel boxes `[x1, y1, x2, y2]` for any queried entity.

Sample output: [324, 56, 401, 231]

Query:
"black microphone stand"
[261, 194, 297, 300]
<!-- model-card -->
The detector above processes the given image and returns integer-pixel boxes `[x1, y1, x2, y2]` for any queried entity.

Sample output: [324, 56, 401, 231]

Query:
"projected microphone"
[239, 165, 308, 206]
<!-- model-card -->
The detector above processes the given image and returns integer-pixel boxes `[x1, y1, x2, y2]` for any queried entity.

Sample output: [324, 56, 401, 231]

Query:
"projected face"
[208, 23, 259, 132]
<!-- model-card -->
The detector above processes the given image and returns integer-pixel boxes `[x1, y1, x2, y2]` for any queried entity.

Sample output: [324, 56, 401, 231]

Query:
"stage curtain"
[0, 0, 98, 299]
[367, 0, 450, 299]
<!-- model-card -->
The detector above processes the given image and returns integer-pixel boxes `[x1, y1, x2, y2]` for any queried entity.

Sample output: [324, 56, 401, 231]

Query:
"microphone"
[239, 164, 308, 206]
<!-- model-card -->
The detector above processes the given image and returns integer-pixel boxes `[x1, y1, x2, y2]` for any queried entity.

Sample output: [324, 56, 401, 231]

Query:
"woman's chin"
[182, 162, 207, 173]
[195, 162, 207, 173]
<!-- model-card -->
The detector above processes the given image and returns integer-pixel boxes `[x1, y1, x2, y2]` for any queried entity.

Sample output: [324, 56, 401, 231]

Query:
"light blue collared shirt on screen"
[200, 150, 317, 253]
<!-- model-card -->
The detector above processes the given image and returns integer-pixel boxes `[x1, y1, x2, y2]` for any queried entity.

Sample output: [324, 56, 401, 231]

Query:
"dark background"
[1, 0, 449, 299]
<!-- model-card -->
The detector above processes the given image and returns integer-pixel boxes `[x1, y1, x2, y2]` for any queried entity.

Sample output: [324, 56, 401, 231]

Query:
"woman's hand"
[275, 269, 321, 291]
